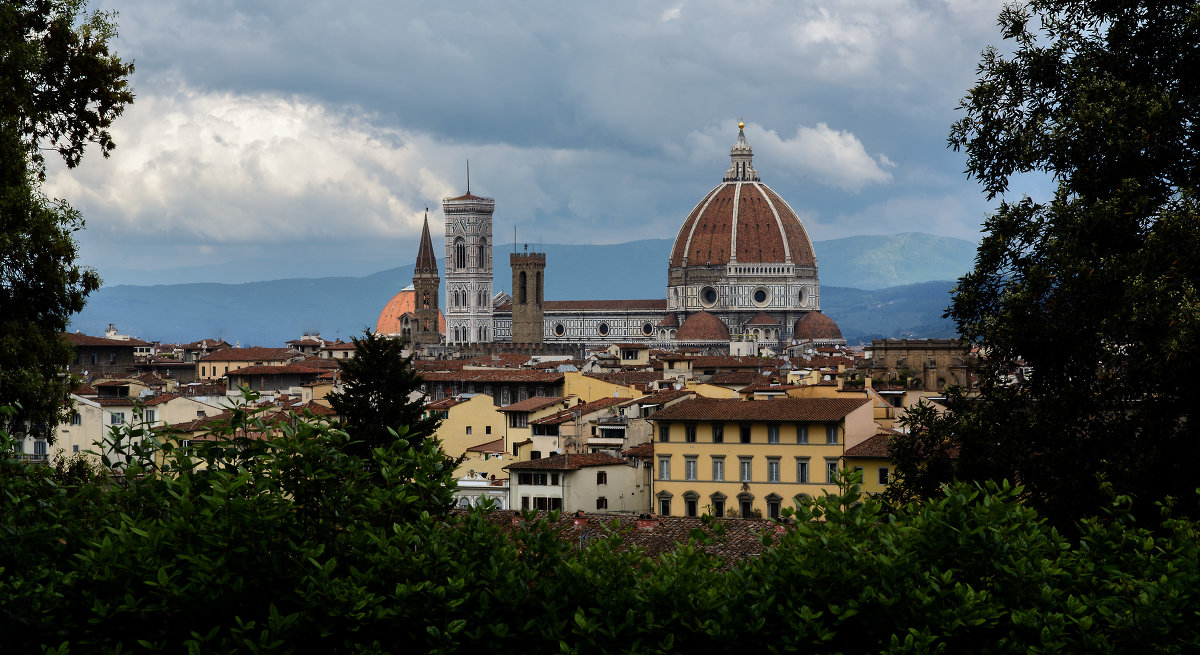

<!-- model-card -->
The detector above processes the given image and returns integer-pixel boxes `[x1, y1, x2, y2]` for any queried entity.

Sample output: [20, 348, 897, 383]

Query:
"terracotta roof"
[692, 355, 785, 370]
[198, 347, 299, 363]
[498, 396, 566, 413]
[794, 312, 844, 341]
[446, 192, 490, 202]
[669, 168, 816, 269]
[225, 363, 325, 377]
[540, 299, 668, 311]
[623, 442, 654, 458]
[73, 383, 97, 396]
[374, 288, 447, 335]
[612, 343, 649, 349]
[63, 332, 150, 347]
[843, 433, 891, 459]
[422, 370, 563, 384]
[464, 353, 531, 367]
[426, 397, 466, 411]
[531, 397, 627, 425]
[651, 397, 870, 422]
[623, 388, 694, 407]
[676, 312, 729, 342]
[656, 313, 680, 328]
[95, 393, 182, 407]
[584, 371, 662, 387]
[506, 453, 627, 471]
[707, 371, 764, 386]
[746, 311, 780, 326]
[477, 509, 782, 565]
[324, 342, 356, 351]
[466, 438, 505, 453]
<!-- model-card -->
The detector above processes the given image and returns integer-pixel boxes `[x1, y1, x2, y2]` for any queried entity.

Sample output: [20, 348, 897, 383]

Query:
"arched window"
[478, 238, 488, 269]
[519, 271, 527, 304]
[455, 238, 467, 269]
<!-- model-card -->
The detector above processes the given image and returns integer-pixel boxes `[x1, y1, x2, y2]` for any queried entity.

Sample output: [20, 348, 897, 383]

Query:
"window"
[518, 387, 528, 402]
[685, 457, 698, 481]
[711, 496, 725, 517]
[659, 424, 670, 442]
[466, 426, 472, 435]
[826, 458, 839, 483]
[658, 498, 671, 516]
[502, 388, 511, 405]
[144, 409, 156, 423]
[879, 467, 890, 486]
[533, 473, 547, 485]
[739, 457, 752, 482]
[826, 425, 838, 445]
[712, 424, 723, 443]
[519, 473, 532, 485]
[740, 424, 752, 443]
[72, 445, 79, 453]
[550, 474, 559, 486]
[521, 496, 530, 510]
[596, 497, 608, 510]
[712, 456, 725, 481]
[685, 497, 698, 517]
[766, 494, 782, 519]
[797, 458, 810, 483]
[110, 412, 125, 425]
[767, 425, 779, 444]
[658, 456, 671, 481]
[70, 413, 81, 426]
[739, 498, 753, 517]
[197, 410, 206, 418]
[597, 471, 607, 485]
[485, 426, 492, 435]
[797, 424, 808, 444]
[767, 457, 781, 483]
[685, 424, 697, 443]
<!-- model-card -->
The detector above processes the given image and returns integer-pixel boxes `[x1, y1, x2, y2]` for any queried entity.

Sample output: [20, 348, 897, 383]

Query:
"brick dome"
[676, 311, 730, 341]
[793, 311, 842, 341]
[375, 287, 446, 335]
[669, 126, 816, 269]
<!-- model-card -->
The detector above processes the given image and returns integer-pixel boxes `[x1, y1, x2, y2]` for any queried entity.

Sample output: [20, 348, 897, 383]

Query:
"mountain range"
[70, 233, 975, 346]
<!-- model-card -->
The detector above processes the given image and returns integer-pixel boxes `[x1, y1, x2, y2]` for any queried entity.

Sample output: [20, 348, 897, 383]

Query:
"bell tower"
[412, 209, 441, 348]
[510, 245, 545, 343]
[443, 168, 495, 345]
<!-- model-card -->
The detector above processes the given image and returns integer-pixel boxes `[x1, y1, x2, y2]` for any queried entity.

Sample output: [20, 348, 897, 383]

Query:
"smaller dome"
[746, 311, 780, 326]
[676, 312, 730, 342]
[657, 313, 680, 328]
[793, 312, 842, 341]
[376, 287, 447, 335]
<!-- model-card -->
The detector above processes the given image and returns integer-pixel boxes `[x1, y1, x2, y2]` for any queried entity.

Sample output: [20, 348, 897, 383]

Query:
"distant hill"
[70, 234, 972, 346]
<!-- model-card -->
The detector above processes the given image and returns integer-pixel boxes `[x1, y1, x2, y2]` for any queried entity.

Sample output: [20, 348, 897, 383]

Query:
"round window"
[798, 287, 806, 305]
[553, 323, 565, 337]
[754, 288, 769, 304]
[597, 322, 609, 336]
[641, 322, 654, 336]
[701, 286, 718, 306]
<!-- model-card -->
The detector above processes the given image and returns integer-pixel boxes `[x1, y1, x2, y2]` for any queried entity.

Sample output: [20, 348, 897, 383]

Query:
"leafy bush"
[2, 406, 1199, 653]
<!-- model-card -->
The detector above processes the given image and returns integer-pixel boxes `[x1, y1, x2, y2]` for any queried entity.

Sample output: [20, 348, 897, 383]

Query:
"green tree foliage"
[892, 0, 1200, 525]
[327, 329, 441, 458]
[3, 409, 1200, 652]
[0, 0, 133, 440]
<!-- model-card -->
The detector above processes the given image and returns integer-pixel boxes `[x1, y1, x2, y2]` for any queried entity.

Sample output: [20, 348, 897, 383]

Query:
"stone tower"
[510, 246, 545, 344]
[443, 186, 494, 344]
[412, 209, 441, 348]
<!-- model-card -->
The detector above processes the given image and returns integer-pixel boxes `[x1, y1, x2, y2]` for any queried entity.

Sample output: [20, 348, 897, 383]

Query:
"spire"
[724, 118, 759, 182]
[414, 207, 438, 276]
[466, 157, 470, 194]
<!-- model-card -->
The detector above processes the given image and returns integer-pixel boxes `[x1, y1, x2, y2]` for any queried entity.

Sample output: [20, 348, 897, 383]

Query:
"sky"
[44, 0, 1046, 286]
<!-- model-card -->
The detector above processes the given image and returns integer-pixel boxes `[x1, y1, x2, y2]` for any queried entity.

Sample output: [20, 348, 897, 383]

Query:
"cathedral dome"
[669, 127, 816, 269]
[793, 311, 842, 341]
[676, 311, 729, 342]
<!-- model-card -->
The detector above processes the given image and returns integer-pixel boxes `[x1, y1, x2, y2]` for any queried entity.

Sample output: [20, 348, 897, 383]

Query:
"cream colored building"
[506, 453, 648, 513]
[649, 396, 874, 519]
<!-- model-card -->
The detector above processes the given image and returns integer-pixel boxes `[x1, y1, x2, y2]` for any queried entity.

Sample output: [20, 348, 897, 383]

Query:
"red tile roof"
[422, 370, 564, 384]
[623, 388, 694, 407]
[506, 453, 627, 471]
[425, 397, 466, 411]
[651, 397, 870, 422]
[225, 363, 325, 377]
[198, 347, 299, 363]
[498, 396, 566, 413]
[843, 433, 891, 459]
[794, 311, 844, 341]
[623, 442, 654, 458]
[676, 312, 729, 341]
[746, 311, 780, 326]
[466, 438, 505, 453]
[63, 332, 150, 347]
[531, 397, 627, 425]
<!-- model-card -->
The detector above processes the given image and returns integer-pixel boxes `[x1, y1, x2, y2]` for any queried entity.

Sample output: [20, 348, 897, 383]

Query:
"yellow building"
[196, 347, 301, 381]
[425, 393, 508, 482]
[841, 432, 895, 496]
[562, 370, 640, 403]
[649, 396, 874, 519]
